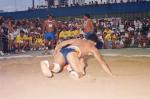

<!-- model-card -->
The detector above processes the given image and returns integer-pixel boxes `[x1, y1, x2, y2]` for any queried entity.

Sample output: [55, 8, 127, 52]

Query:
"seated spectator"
[111, 32, 117, 48]
[27, 33, 33, 50]
[116, 38, 124, 48]
[104, 33, 112, 49]
[33, 34, 44, 50]
[73, 28, 80, 37]
[15, 30, 28, 53]
[140, 35, 149, 48]
[124, 30, 131, 47]
[97, 33, 104, 49]
[8, 32, 15, 53]
[59, 27, 69, 40]
[103, 27, 113, 49]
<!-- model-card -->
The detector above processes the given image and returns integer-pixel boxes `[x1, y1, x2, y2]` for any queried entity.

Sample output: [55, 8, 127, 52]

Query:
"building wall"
[0, 1, 150, 19]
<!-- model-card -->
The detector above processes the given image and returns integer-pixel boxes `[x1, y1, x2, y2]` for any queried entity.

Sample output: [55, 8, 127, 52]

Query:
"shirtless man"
[83, 14, 96, 41]
[40, 39, 112, 79]
[43, 14, 57, 54]
[83, 14, 102, 49]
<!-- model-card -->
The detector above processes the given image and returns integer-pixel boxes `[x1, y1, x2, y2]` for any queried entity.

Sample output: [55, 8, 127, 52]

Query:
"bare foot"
[40, 60, 53, 78]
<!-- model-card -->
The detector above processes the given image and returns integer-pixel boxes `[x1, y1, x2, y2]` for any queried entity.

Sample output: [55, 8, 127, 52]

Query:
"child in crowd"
[15, 30, 28, 53]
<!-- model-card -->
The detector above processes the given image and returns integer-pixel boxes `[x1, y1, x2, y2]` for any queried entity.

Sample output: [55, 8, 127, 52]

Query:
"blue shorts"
[44, 32, 55, 40]
[85, 32, 98, 42]
[85, 32, 94, 40]
[60, 47, 76, 64]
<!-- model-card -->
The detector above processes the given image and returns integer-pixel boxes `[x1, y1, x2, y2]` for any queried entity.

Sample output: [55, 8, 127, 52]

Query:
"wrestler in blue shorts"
[60, 45, 77, 64]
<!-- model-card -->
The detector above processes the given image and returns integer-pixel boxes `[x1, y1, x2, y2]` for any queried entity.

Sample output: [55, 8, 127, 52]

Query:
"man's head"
[83, 13, 91, 20]
[20, 30, 24, 37]
[48, 14, 53, 20]
[62, 27, 67, 31]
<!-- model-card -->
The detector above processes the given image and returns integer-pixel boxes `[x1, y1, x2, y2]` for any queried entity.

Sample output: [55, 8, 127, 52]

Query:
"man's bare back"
[56, 39, 94, 56]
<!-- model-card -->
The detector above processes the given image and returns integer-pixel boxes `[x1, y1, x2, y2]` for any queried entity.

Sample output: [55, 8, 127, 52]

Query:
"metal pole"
[32, 0, 35, 9]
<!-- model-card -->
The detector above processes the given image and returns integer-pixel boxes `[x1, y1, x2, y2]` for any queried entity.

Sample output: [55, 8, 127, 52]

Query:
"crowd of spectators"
[28, 0, 150, 10]
[95, 17, 150, 49]
[50, 0, 150, 8]
[69, 0, 150, 7]
[0, 16, 150, 56]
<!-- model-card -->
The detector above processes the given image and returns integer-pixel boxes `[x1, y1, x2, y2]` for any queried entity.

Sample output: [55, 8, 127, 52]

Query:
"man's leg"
[41, 52, 66, 77]
[50, 40, 55, 49]
[43, 33, 50, 54]
[49, 32, 56, 54]
[67, 52, 86, 78]
[52, 52, 66, 72]
[22, 41, 28, 52]
[65, 58, 86, 73]
[43, 39, 50, 54]
[79, 58, 86, 74]
[15, 42, 20, 52]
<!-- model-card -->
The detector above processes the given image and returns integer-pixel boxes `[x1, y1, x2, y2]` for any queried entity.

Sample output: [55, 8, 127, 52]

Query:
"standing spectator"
[0, 26, 4, 55]
[42, 14, 57, 54]
[1, 23, 9, 54]
[83, 13, 101, 47]
[83, 14, 95, 41]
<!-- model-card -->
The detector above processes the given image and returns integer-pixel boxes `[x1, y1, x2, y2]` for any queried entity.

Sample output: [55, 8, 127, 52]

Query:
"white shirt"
[147, 33, 150, 38]
[128, 27, 134, 32]
[119, 24, 124, 32]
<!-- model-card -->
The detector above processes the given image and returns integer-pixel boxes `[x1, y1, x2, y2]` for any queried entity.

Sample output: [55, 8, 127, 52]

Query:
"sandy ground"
[0, 56, 150, 99]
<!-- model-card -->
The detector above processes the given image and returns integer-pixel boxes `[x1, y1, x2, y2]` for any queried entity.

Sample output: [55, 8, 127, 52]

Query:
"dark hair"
[48, 14, 53, 18]
[20, 30, 24, 33]
[84, 13, 91, 18]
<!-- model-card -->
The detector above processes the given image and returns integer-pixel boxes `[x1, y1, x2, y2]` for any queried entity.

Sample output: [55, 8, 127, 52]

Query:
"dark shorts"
[85, 32, 93, 39]
[85, 32, 103, 49]
[44, 32, 55, 40]
[85, 32, 98, 42]
[60, 47, 76, 64]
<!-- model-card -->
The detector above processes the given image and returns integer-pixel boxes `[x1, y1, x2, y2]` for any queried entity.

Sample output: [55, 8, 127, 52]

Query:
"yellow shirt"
[59, 31, 65, 39]
[23, 35, 28, 41]
[105, 34, 111, 41]
[72, 30, 80, 36]
[28, 36, 33, 42]
[68, 31, 74, 37]
[59, 31, 68, 39]
[103, 29, 112, 34]
[66, 31, 72, 38]
[111, 34, 117, 40]
[36, 38, 43, 44]
[16, 35, 28, 43]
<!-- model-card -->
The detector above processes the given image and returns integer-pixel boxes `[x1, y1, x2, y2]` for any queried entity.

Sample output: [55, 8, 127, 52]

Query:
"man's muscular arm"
[42, 21, 46, 34]
[90, 46, 113, 76]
